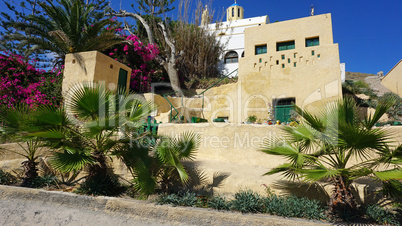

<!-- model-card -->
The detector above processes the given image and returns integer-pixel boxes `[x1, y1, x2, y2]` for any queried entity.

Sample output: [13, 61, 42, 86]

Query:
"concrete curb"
[0, 185, 331, 225]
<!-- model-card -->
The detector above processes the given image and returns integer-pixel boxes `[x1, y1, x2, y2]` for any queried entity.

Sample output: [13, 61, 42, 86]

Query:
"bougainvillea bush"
[0, 54, 62, 110]
[104, 33, 165, 93]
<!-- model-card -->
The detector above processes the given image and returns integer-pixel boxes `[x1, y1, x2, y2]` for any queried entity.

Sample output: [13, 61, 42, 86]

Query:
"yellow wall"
[195, 14, 342, 123]
[382, 60, 402, 97]
[62, 51, 132, 95]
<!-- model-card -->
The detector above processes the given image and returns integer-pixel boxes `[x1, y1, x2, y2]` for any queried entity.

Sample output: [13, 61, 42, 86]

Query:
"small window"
[294, 53, 297, 58]
[224, 51, 238, 64]
[317, 54, 320, 58]
[288, 58, 290, 63]
[255, 45, 267, 55]
[232, 8, 234, 17]
[312, 50, 315, 56]
[275, 97, 295, 106]
[277, 40, 295, 51]
[259, 58, 262, 63]
[282, 64, 285, 68]
[293, 62, 297, 67]
[276, 60, 279, 65]
[281, 55, 285, 60]
[238, 8, 240, 17]
[241, 51, 245, 58]
[306, 37, 319, 47]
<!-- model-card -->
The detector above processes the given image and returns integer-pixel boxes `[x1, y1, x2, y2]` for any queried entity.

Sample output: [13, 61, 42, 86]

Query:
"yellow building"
[382, 59, 402, 97]
[192, 13, 343, 123]
[62, 51, 132, 95]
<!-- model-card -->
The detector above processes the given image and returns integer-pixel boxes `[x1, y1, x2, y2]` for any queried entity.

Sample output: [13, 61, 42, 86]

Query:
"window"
[306, 37, 319, 47]
[282, 64, 285, 68]
[232, 8, 234, 17]
[287, 58, 290, 63]
[311, 50, 315, 56]
[241, 51, 244, 58]
[224, 51, 238, 64]
[294, 62, 297, 67]
[281, 55, 285, 60]
[255, 45, 267, 55]
[277, 40, 295, 51]
[238, 8, 240, 17]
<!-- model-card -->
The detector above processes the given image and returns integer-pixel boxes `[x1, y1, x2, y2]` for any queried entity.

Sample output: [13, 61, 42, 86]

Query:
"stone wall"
[1, 124, 401, 201]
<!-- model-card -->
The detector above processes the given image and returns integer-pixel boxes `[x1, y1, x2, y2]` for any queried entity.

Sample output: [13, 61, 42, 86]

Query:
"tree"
[1, 106, 44, 187]
[173, 2, 225, 89]
[114, 131, 200, 195]
[0, 0, 52, 69]
[19, 83, 153, 195]
[107, 0, 185, 93]
[261, 97, 402, 218]
[3, 0, 123, 67]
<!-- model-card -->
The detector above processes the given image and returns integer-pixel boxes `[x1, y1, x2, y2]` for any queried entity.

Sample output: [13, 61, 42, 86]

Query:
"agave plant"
[261, 97, 402, 217]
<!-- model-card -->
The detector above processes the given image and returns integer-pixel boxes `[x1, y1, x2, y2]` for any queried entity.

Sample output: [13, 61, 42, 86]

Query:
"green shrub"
[364, 205, 399, 225]
[75, 174, 125, 196]
[230, 190, 265, 213]
[0, 169, 17, 185]
[354, 80, 369, 89]
[246, 115, 257, 123]
[158, 192, 199, 207]
[30, 175, 59, 188]
[263, 195, 326, 220]
[207, 196, 230, 211]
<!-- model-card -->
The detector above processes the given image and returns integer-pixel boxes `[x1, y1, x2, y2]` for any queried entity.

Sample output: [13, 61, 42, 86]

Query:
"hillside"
[345, 71, 390, 97]
[345, 71, 376, 81]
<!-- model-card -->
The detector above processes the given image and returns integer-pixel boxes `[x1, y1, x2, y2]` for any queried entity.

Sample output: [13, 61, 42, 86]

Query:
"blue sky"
[2, 0, 401, 74]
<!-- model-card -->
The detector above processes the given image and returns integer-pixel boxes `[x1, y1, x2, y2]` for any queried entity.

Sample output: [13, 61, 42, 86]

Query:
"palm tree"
[1, 106, 45, 187]
[261, 97, 402, 217]
[114, 131, 200, 195]
[28, 83, 153, 195]
[6, 0, 123, 66]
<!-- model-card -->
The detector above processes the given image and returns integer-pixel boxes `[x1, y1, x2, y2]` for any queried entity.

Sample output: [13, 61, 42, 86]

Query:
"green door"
[275, 105, 293, 123]
[118, 68, 128, 92]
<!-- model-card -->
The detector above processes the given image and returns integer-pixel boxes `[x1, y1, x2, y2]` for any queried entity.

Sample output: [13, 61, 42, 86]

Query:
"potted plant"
[246, 115, 257, 124]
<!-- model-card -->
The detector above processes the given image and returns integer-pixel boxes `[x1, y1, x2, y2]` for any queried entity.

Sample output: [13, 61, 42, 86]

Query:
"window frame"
[224, 51, 239, 64]
[276, 40, 296, 52]
[305, 37, 320, 47]
[276, 40, 295, 51]
[255, 44, 267, 55]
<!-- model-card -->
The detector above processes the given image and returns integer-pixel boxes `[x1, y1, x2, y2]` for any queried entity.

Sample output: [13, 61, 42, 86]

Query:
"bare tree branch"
[107, 10, 155, 44]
